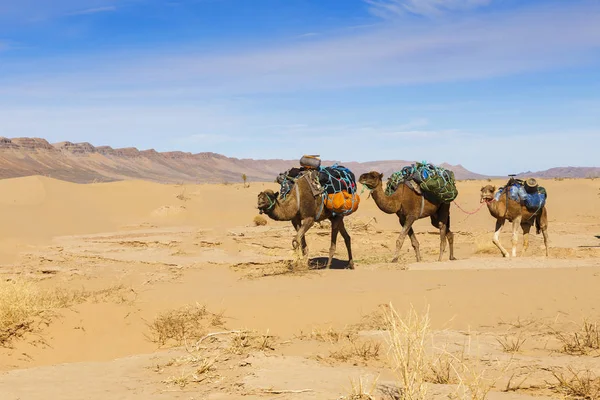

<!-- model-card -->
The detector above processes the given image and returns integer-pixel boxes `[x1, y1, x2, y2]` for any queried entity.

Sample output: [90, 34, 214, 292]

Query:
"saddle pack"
[276, 162, 360, 216]
[385, 162, 458, 204]
[494, 179, 547, 212]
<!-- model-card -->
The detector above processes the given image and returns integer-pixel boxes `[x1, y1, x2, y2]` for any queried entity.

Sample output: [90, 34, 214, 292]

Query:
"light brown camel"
[358, 171, 455, 262]
[480, 185, 549, 257]
[257, 174, 354, 269]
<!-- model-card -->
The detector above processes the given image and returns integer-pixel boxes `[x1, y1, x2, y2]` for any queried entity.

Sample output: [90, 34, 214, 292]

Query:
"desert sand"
[1, 175, 600, 399]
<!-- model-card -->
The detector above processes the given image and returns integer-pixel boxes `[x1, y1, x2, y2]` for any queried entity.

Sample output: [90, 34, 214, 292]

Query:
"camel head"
[359, 171, 384, 190]
[480, 185, 496, 203]
[257, 189, 279, 214]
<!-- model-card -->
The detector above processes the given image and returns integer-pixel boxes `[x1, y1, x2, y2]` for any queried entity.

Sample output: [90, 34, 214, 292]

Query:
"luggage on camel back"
[275, 157, 360, 216]
[385, 161, 458, 204]
[494, 177, 547, 212]
[319, 164, 360, 215]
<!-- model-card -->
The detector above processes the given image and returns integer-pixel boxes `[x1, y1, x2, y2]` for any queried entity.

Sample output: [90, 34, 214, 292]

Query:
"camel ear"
[492, 186, 496, 191]
[273, 192, 279, 198]
[379, 173, 384, 179]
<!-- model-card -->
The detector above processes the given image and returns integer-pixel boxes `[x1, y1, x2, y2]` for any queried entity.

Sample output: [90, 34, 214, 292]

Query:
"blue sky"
[0, 0, 599, 175]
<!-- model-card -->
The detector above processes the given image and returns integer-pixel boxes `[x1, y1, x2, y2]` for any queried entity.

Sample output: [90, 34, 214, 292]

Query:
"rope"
[452, 201, 486, 215]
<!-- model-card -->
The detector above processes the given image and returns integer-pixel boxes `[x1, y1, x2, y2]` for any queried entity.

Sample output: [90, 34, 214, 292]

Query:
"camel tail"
[535, 213, 541, 235]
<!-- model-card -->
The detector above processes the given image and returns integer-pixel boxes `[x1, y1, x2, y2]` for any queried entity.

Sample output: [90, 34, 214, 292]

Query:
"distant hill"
[517, 167, 600, 179]
[0, 137, 595, 183]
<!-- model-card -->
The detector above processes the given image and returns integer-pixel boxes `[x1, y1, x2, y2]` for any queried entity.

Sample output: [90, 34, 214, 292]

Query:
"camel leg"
[438, 221, 448, 262]
[339, 218, 354, 269]
[446, 230, 456, 261]
[539, 208, 549, 257]
[492, 219, 509, 258]
[402, 214, 421, 262]
[293, 217, 314, 258]
[435, 204, 452, 262]
[392, 215, 417, 263]
[521, 222, 532, 256]
[327, 216, 342, 269]
[292, 218, 308, 257]
[511, 216, 522, 257]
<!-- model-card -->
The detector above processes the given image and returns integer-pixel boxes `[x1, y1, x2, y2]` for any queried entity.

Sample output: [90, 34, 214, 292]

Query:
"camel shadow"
[309, 257, 352, 270]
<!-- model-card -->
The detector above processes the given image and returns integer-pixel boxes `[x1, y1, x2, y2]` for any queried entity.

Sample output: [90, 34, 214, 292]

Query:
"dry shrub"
[176, 187, 190, 201]
[330, 339, 382, 363]
[231, 257, 314, 279]
[353, 307, 388, 331]
[383, 303, 431, 400]
[147, 303, 222, 347]
[227, 330, 275, 355]
[474, 235, 498, 255]
[549, 367, 600, 400]
[429, 350, 461, 385]
[555, 319, 600, 355]
[343, 375, 380, 400]
[0, 280, 128, 346]
[496, 333, 527, 353]
[298, 326, 357, 344]
[382, 303, 509, 400]
[162, 357, 216, 388]
[451, 353, 509, 400]
[253, 215, 267, 226]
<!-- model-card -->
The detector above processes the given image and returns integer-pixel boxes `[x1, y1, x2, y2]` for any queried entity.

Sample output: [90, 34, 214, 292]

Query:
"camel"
[257, 174, 354, 269]
[480, 184, 549, 257]
[358, 171, 455, 262]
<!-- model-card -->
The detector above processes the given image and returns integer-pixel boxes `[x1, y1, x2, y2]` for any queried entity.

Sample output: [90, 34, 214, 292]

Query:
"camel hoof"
[391, 257, 399, 263]
[450, 256, 457, 261]
[347, 261, 355, 270]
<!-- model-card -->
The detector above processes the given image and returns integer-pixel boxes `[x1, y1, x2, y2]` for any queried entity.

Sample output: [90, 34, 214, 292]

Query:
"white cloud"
[365, 0, 492, 18]
[67, 6, 117, 16]
[1, 2, 598, 100]
[0, 0, 119, 21]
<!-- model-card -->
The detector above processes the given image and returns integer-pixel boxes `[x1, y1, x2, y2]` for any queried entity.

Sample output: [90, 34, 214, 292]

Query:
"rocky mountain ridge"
[0, 137, 594, 183]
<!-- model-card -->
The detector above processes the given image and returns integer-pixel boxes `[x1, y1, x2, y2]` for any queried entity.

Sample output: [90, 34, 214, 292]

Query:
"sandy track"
[0, 176, 599, 399]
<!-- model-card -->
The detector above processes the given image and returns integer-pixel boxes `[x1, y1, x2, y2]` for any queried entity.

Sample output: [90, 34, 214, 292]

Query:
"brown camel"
[257, 174, 354, 269]
[358, 171, 455, 262]
[480, 185, 549, 257]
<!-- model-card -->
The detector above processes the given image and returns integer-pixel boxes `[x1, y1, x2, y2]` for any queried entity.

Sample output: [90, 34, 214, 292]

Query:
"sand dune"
[0, 176, 599, 399]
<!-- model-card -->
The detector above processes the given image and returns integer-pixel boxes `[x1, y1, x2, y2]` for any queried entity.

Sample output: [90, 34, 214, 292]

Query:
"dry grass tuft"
[549, 367, 600, 400]
[298, 326, 358, 344]
[451, 354, 509, 400]
[176, 187, 190, 201]
[231, 257, 315, 279]
[382, 303, 510, 400]
[343, 375, 380, 400]
[253, 215, 267, 226]
[228, 330, 275, 355]
[162, 357, 216, 388]
[147, 303, 223, 347]
[474, 235, 498, 255]
[0, 280, 131, 346]
[382, 303, 431, 400]
[496, 333, 527, 353]
[554, 319, 600, 355]
[428, 350, 461, 385]
[329, 339, 382, 363]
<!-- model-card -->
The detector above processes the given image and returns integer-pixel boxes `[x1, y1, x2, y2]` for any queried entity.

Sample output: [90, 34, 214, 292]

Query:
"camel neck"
[266, 188, 300, 221]
[370, 182, 402, 214]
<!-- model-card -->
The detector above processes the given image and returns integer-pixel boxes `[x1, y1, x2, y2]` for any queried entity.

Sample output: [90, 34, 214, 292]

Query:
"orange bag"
[325, 191, 360, 215]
